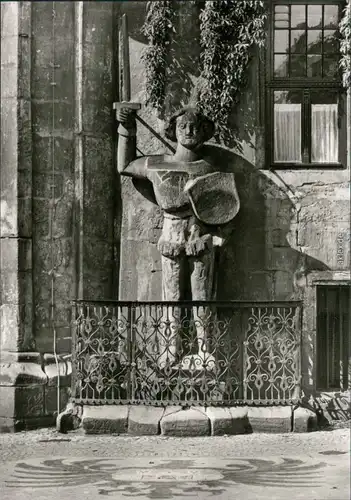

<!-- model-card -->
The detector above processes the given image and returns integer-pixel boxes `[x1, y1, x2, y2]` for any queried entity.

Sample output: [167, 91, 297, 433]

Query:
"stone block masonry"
[77, 405, 318, 436]
[0, 1, 119, 431]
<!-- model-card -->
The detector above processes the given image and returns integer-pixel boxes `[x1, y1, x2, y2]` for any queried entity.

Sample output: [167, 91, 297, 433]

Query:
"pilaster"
[0, 2, 47, 431]
[74, 1, 118, 301]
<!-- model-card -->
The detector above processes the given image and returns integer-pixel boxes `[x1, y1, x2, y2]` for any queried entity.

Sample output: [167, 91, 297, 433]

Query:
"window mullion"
[302, 89, 310, 163]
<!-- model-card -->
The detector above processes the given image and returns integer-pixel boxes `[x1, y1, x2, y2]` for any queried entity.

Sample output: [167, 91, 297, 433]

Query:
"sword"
[113, 14, 176, 154]
[113, 14, 141, 114]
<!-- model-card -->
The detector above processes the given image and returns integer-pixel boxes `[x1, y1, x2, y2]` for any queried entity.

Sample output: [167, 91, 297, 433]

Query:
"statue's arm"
[117, 109, 147, 179]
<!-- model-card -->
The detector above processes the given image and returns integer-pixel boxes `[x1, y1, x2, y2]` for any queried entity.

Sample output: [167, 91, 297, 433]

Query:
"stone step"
[77, 405, 318, 436]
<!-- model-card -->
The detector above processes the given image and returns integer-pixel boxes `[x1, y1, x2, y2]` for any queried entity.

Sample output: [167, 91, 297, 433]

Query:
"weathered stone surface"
[248, 407, 292, 433]
[56, 402, 83, 433]
[45, 386, 71, 417]
[0, 415, 55, 433]
[128, 406, 164, 435]
[0, 386, 45, 419]
[206, 407, 234, 436]
[160, 407, 210, 437]
[206, 407, 250, 436]
[186, 172, 240, 225]
[82, 406, 129, 434]
[0, 304, 32, 352]
[293, 407, 318, 433]
[0, 356, 47, 386]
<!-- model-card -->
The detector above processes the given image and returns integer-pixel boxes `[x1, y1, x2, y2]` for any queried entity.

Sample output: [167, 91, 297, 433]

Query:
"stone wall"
[0, 1, 349, 429]
[0, 1, 120, 430]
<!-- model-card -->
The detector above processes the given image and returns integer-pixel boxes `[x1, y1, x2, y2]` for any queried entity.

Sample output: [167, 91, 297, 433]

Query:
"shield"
[185, 172, 240, 225]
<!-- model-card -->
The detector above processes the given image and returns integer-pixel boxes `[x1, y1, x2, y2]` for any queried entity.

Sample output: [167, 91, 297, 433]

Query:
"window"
[266, 1, 347, 168]
[316, 285, 350, 391]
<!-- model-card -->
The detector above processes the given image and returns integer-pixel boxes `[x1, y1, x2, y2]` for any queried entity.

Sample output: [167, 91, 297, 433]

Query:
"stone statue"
[117, 106, 240, 370]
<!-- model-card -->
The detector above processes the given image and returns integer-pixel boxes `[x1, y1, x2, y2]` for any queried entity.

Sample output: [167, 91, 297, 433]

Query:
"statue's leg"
[158, 255, 184, 368]
[189, 248, 215, 361]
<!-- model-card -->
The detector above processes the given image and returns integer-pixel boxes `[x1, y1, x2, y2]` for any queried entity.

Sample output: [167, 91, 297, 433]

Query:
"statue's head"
[164, 107, 215, 149]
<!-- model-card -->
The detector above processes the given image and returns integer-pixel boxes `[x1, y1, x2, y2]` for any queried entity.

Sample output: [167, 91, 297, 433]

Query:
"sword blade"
[119, 13, 131, 102]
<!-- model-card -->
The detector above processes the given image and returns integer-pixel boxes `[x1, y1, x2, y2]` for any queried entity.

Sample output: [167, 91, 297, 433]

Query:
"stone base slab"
[128, 406, 165, 435]
[160, 407, 210, 436]
[248, 406, 293, 433]
[72, 404, 323, 436]
[206, 407, 250, 435]
[293, 407, 318, 432]
[82, 406, 129, 434]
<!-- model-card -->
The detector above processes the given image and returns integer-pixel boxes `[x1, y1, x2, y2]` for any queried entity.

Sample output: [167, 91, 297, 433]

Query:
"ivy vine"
[197, 1, 267, 143]
[142, 0, 267, 144]
[339, 1, 350, 88]
[141, 1, 175, 112]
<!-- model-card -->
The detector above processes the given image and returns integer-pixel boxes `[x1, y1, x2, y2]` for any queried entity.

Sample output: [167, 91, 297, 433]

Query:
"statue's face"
[175, 113, 204, 149]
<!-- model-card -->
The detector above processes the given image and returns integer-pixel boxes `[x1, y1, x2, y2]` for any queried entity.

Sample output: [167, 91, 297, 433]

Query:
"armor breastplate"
[146, 155, 214, 213]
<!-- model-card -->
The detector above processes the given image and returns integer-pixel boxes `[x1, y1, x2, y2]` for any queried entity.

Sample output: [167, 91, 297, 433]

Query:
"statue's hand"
[212, 235, 225, 247]
[116, 107, 137, 129]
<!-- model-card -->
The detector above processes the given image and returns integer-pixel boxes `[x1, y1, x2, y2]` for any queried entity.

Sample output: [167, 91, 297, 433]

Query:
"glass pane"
[311, 89, 339, 105]
[275, 5, 289, 14]
[311, 91, 338, 163]
[323, 55, 339, 78]
[290, 55, 306, 77]
[324, 30, 339, 53]
[274, 54, 288, 77]
[275, 21, 289, 28]
[291, 4, 306, 29]
[308, 5, 322, 28]
[324, 5, 338, 29]
[308, 30, 322, 53]
[274, 91, 302, 163]
[275, 5, 289, 28]
[274, 30, 289, 52]
[291, 30, 306, 53]
[307, 54, 322, 77]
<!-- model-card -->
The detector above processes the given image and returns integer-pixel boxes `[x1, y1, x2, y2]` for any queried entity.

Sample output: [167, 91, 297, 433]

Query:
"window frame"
[265, 0, 347, 170]
[316, 284, 350, 391]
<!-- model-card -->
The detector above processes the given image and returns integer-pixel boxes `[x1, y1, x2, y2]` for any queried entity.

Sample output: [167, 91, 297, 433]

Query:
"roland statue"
[116, 106, 240, 370]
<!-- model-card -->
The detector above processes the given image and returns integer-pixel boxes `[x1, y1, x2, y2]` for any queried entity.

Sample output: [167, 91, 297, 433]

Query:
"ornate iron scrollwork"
[71, 301, 302, 405]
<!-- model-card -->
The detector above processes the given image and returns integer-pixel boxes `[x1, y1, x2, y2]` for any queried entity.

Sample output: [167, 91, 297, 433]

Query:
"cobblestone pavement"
[0, 427, 349, 500]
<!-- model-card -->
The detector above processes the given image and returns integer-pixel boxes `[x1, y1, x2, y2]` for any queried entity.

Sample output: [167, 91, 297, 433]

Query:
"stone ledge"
[0, 415, 55, 433]
[82, 405, 129, 434]
[248, 406, 292, 433]
[128, 406, 164, 435]
[293, 407, 318, 432]
[206, 407, 250, 436]
[0, 353, 47, 386]
[160, 407, 210, 437]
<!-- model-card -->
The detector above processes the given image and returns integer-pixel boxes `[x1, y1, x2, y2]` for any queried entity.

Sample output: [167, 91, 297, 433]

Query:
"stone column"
[73, 1, 118, 301]
[0, 2, 47, 432]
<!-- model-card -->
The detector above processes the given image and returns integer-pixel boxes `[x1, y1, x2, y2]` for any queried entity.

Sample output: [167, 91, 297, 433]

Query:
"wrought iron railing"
[71, 300, 302, 406]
